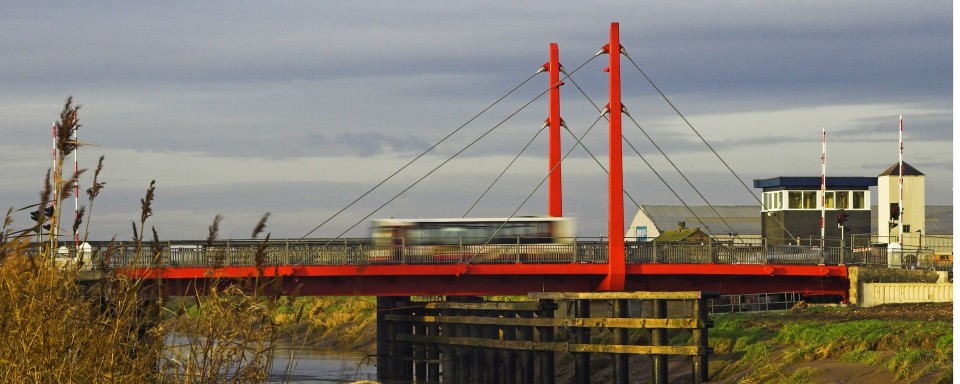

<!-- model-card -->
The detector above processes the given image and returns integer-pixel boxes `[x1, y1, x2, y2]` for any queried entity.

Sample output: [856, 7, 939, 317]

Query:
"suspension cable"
[623, 52, 796, 240]
[303, 55, 602, 240]
[465, 113, 606, 265]
[323, 80, 553, 245]
[461, 55, 606, 216]
[559, 124, 642, 211]
[622, 110, 736, 235]
[463, 125, 545, 217]
[564, 70, 712, 232]
[300, 71, 540, 239]
[621, 134, 713, 235]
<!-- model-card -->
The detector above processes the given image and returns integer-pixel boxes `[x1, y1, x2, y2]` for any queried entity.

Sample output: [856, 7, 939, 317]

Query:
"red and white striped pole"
[820, 127, 825, 249]
[74, 123, 80, 248]
[898, 115, 903, 244]
[50, 122, 57, 243]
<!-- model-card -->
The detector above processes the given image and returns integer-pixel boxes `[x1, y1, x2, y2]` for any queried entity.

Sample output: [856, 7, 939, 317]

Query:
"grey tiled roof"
[878, 162, 924, 176]
[639, 205, 760, 236]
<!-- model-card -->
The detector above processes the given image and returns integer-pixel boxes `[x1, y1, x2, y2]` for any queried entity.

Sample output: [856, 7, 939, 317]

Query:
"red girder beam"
[126, 263, 848, 297]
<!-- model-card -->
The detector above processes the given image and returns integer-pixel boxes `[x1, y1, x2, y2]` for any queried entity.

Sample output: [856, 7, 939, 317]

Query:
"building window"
[760, 188, 868, 211]
[788, 191, 802, 209]
[852, 191, 865, 209]
[836, 191, 849, 209]
[802, 191, 817, 209]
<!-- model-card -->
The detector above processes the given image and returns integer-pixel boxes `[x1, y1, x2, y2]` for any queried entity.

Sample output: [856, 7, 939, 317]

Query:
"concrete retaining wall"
[847, 266, 943, 306]
[860, 282, 953, 307]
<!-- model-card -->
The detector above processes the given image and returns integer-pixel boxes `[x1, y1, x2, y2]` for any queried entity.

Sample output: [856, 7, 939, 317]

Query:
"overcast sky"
[0, 1, 953, 240]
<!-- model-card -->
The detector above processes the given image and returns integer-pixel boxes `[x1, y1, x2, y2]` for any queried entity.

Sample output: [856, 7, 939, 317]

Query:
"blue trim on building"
[753, 176, 877, 190]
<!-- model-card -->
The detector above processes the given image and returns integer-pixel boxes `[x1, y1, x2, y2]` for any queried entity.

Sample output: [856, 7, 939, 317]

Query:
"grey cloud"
[832, 113, 953, 143]
[0, 1, 951, 241]
[332, 131, 430, 157]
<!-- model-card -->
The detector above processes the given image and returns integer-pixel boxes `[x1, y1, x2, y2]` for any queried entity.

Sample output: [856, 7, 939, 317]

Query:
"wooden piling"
[381, 291, 717, 384]
[612, 299, 629, 384]
[651, 298, 667, 384]
[574, 299, 590, 384]
[538, 299, 556, 384]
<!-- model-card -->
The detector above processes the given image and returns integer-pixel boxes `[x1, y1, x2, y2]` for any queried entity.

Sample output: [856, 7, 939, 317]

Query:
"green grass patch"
[775, 319, 950, 360]
[786, 367, 825, 384]
[708, 309, 951, 382]
[886, 348, 929, 379]
[839, 348, 880, 365]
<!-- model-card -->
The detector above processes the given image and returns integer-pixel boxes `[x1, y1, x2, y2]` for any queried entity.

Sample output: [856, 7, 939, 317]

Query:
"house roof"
[638, 205, 761, 236]
[878, 162, 925, 177]
[654, 227, 709, 242]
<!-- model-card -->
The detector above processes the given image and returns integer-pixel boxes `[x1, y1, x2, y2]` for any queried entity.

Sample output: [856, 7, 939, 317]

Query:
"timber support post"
[652, 298, 667, 383]
[380, 291, 717, 383]
[612, 299, 630, 384]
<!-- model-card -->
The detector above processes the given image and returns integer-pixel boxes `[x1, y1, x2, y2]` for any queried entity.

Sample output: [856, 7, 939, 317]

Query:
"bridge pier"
[537, 299, 557, 384]
[612, 299, 630, 384]
[376, 296, 410, 381]
[378, 292, 715, 383]
[574, 299, 590, 384]
[651, 299, 668, 383]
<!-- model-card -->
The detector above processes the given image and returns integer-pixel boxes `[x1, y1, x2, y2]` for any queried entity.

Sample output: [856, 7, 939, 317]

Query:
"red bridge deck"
[142, 264, 847, 297]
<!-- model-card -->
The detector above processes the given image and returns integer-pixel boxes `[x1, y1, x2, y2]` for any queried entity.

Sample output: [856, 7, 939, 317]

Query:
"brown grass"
[0, 97, 298, 383]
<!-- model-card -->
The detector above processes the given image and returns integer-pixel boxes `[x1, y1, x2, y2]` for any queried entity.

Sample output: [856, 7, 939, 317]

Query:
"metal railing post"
[516, 237, 521, 263]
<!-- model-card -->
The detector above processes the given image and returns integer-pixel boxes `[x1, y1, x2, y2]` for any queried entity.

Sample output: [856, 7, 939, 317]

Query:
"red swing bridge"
[113, 23, 850, 301]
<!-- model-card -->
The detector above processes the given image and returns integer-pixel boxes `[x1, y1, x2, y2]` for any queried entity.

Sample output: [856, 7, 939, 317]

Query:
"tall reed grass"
[0, 97, 297, 383]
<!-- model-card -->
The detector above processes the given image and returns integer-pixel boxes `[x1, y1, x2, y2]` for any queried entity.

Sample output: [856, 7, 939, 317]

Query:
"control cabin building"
[753, 177, 877, 247]
[876, 162, 925, 248]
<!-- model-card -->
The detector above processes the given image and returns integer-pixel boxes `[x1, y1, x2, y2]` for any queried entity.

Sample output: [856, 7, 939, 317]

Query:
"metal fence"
[709, 292, 803, 313]
[27, 235, 953, 274]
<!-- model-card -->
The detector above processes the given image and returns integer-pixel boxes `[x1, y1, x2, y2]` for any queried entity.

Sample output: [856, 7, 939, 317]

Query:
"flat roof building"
[752, 176, 877, 246]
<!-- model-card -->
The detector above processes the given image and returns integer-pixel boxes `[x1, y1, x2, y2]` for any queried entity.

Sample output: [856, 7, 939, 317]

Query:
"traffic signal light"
[29, 205, 54, 231]
[890, 203, 900, 220]
[837, 209, 849, 227]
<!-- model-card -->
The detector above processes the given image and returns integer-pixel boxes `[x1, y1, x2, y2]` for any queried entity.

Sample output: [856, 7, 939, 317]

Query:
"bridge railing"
[367, 243, 579, 264]
[28, 238, 952, 274]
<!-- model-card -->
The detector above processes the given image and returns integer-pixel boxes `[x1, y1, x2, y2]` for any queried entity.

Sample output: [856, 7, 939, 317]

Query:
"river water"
[267, 342, 377, 383]
[165, 335, 378, 383]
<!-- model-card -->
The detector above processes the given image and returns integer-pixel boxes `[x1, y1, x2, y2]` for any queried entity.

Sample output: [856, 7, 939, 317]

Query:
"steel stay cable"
[463, 125, 545, 217]
[464, 113, 606, 265]
[559, 125, 642, 211]
[563, 70, 712, 232]
[323, 78, 554, 245]
[303, 54, 601, 241]
[575, 46, 737, 236]
[623, 52, 796, 240]
[461, 55, 602, 218]
[622, 111, 736, 236]
[300, 71, 539, 239]
[620, 133, 713, 236]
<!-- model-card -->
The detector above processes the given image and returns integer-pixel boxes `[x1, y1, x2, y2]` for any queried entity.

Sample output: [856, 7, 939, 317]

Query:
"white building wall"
[861, 282, 952, 307]
[626, 208, 659, 241]
[878, 174, 925, 247]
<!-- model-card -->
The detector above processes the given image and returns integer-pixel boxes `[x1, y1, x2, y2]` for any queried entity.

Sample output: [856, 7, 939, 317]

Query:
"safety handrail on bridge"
[30, 237, 952, 274]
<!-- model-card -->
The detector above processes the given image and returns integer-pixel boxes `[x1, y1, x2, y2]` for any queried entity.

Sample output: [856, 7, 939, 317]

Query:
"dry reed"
[0, 97, 299, 383]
